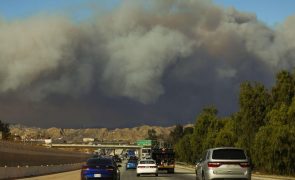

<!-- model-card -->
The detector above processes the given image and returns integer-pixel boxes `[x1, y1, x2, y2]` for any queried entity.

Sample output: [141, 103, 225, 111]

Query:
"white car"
[136, 159, 158, 177]
[196, 147, 251, 180]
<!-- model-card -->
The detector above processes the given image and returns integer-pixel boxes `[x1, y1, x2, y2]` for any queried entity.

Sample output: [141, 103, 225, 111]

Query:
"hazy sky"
[214, 0, 295, 26]
[1, 0, 295, 128]
[1, 0, 294, 25]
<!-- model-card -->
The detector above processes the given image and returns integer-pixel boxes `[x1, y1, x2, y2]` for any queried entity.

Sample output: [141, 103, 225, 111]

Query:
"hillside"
[9, 124, 193, 143]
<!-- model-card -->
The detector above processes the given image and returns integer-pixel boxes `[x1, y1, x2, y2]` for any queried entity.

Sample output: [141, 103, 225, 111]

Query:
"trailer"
[151, 148, 175, 173]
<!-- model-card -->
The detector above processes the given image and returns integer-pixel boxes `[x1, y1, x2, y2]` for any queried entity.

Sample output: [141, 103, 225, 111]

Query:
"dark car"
[126, 159, 138, 169]
[113, 155, 122, 163]
[81, 157, 121, 180]
[128, 155, 138, 161]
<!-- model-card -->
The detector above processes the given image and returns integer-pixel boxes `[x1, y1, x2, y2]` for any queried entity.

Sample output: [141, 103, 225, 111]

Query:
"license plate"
[224, 165, 238, 168]
[94, 174, 101, 177]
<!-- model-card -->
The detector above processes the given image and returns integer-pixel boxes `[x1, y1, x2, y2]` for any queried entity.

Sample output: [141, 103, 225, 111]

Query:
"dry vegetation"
[0, 141, 89, 167]
[10, 124, 192, 143]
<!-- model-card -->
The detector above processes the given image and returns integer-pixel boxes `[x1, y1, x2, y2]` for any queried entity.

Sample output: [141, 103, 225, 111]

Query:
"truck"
[141, 147, 151, 159]
[127, 149, 136, 158]
[137, 140, 154, 159]
[151, 148, 175, 173]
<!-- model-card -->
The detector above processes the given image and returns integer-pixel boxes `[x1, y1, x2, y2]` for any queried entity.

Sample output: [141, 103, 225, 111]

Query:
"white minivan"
[195, 147, 251, 180]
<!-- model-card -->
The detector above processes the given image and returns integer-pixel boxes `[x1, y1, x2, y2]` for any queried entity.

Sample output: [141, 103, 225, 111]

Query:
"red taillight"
[82, 165, 89, 171]
[240, 162, 250, 168]
[105, 165, 115, 172]
[208, 162, 221, 168]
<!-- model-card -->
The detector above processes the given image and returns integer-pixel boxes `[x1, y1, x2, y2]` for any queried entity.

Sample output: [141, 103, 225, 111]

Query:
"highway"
[21, 164, 195, 180]
[19, 163, 273, 180]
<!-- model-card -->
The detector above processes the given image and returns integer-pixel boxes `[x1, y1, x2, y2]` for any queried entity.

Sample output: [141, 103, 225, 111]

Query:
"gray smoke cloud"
[0, 0, 295, 128]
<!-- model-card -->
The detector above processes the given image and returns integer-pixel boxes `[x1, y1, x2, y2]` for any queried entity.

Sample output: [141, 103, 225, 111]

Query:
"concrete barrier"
[0, 163, 84, 180]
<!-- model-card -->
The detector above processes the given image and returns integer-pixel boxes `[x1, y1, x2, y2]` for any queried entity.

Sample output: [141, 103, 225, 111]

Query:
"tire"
[155, 173, 158, 176]
[171, 169, 175, 174]
[195, 170, 199, 179]
[168, 169, 174, 174]
[137, 174, 140, 177]
[202, 172, 205, 180]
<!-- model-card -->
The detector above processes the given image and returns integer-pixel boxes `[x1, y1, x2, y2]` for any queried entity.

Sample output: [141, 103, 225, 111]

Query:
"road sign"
[136, 140, 152, 146]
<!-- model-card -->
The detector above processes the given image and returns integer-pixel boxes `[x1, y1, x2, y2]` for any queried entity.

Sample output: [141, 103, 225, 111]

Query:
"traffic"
[79, 147, 196, 180]
[79, 142, 251, 180]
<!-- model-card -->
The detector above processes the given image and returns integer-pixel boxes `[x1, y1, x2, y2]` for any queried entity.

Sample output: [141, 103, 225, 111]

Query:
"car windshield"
[212, 149, 246, 160]
[139, 160, 155, 164]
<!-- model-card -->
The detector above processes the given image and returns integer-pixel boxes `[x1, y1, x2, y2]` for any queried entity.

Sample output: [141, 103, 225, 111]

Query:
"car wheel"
[155, 173, 158, 176]
[137, 174, 140, 177]
[202, 172, 205, 180]
[196, 171, 200, 180]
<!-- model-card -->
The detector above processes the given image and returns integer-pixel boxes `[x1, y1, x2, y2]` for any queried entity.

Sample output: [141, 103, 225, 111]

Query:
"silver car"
[195, 147, 251, 180]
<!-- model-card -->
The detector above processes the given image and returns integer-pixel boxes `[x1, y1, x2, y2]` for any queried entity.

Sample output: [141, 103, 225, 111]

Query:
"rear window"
[212, 149, 246, 160]
[142, 149, 151, 153]
[128, 160, 137, 163]
[139, 160, 155, 164]
[87, 158, 112, 166]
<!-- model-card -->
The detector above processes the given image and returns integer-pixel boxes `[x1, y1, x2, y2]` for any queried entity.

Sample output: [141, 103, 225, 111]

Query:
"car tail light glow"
[107, 168, 114, 172]
[105, 165, 114, 171]
[208, 162, 221, 168]
[240, 162, 250, 168]
[82, 165, 89, 171]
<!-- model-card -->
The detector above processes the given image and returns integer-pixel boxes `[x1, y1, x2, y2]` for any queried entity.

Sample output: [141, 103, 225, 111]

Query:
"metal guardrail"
[49, 143, 143, 149]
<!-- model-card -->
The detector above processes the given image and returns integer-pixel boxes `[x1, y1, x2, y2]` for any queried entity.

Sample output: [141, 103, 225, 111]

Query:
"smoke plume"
[0, 0, 294, 128]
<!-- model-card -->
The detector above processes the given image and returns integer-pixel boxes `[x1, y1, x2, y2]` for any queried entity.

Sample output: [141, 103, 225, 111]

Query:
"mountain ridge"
[10, 124, 193, 143]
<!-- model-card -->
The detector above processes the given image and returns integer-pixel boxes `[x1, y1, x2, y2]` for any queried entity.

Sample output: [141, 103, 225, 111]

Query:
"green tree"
[169, 124, 184, 145]
[237, 82, 271, 153]
[0, 120, 10, 140]
[253, 104, 295, 174]
[214, 117, 236, 147]
[174, 134, 193, 163]
[272, 70, 295, 107]
[183, 127, 194, 135]
[174, 69, 295, 176]
[146, 129, 157, 140]
[190, 106, 219, 161]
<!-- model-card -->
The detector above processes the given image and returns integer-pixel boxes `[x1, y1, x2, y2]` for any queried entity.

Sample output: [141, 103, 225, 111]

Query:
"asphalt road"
[20, 164, 196, 180]
[19, 162, 292, 180]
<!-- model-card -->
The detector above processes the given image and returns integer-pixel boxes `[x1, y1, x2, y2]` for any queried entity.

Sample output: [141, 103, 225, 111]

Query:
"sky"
[0, 0, 294, 26]
[0, 0, 295, 128]
[214, 0, 295, 26]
